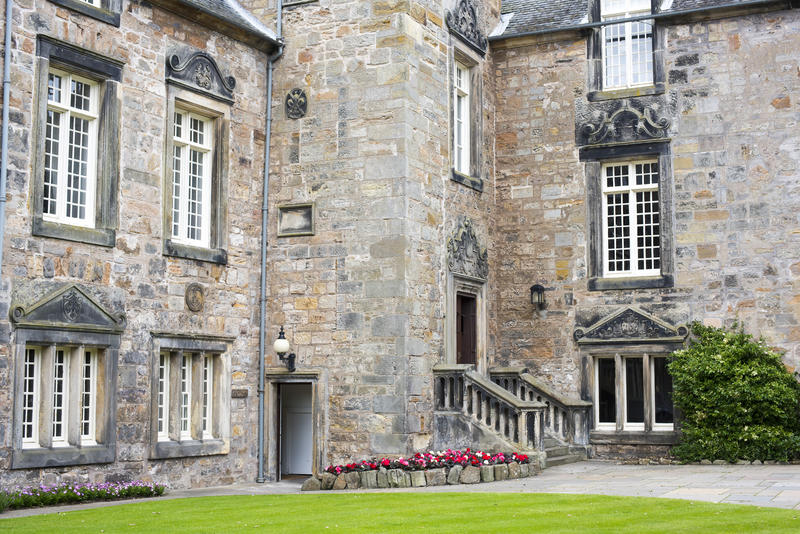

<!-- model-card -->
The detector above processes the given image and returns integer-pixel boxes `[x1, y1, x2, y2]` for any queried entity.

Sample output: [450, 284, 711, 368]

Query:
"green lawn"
[1, 493, 798, 533]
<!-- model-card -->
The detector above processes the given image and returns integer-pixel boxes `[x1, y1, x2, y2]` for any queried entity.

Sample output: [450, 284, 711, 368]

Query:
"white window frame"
[202, 354, 214, 439]
[80, 349, 98, 445]
[180, 353, 193, 440]
[601, 159, 660, 278]
[594, 356, 617, 431]
[453, 61, 470, 175]
[157, 352, 170, 441]
[601, 0, 653, 90]
[22, 347, 41, 448]
[651, 355, 674, 431]
[171, 108, 213, 248]
[51, 348, 70, 446]
[43, 68, 99, 228]
[622, 356, 645, 431]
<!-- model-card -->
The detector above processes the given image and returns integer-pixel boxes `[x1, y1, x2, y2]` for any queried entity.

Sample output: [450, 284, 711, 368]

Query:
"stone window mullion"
[613, 352, 623, 433]
[38, 345, 56, 449]
[191, 353, 204, 440]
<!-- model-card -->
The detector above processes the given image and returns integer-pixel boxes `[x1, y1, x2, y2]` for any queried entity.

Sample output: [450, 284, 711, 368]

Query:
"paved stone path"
[3, 461, 800, 519]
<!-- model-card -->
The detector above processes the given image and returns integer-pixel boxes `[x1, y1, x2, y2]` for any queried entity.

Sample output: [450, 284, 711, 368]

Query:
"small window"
[157, 353, 170, 441]
[601, 0, 653, 90]
[595, 357, 616, 430]
[652, 356, 674, 429]
[453, 62, 470, 175]
[46, 0, 121, 26]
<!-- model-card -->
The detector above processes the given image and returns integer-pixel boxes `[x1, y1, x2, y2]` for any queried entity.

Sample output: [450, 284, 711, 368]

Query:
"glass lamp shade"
[273, 337, 290, 355]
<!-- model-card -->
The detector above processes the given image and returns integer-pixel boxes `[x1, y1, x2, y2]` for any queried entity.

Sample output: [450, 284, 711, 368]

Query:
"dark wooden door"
[456, 293, 477, 365]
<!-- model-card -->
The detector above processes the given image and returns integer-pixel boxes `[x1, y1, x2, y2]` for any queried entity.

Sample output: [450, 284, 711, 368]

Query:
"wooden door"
[456, 293, 477, 365]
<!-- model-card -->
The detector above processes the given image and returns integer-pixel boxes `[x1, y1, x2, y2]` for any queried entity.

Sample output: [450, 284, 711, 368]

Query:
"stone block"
[387, 469, 404, 488]
[374, 395, 405, 414]
[494, 464, 508, 481]
[519, 463, 530, 478]
[345, 471, 361, 489]
[377, 468, 389, 488]
[410, 471, 426, 487]
[333, 474, 347, 490]
[460, 466, 481, 484]
[301, 476, 321, 491]
[480, 465, 494, 482]
[447, 465, 462, 485]
[508, 462, 521, 479]
[425, 468, 446, 486]
[361, 470, 378, 489]
[321, 472, 337, 490]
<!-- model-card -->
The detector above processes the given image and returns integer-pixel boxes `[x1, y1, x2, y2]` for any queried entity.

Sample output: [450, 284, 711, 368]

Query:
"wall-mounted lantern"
[530, 284, 546, 311]
[273, 326, 296, 372]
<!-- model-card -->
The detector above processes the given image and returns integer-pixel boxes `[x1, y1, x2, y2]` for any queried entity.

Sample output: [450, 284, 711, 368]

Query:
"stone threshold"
[301, 462, 537, 491]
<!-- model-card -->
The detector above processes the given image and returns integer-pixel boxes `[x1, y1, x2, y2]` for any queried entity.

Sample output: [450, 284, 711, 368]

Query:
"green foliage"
[0, 481, 165, 513]
[669, 322, 800, 462]
[0, 491, 10, 514]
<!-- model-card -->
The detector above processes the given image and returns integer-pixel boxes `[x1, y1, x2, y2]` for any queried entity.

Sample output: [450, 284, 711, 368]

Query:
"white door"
[280, 383, 313, 476]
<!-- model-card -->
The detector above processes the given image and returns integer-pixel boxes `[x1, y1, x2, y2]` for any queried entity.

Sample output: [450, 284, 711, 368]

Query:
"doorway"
[456, 292, 477, 365]
[279, 383, 312, 477]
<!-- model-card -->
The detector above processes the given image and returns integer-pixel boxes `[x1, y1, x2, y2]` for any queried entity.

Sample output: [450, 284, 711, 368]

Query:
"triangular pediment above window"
[10, 284, 125, 333]
[573, 307, 687, 344]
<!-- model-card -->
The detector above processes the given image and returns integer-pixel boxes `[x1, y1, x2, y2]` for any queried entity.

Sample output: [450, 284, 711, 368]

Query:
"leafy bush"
[0, 480, 166, 513]
[669, 323, 800, 462]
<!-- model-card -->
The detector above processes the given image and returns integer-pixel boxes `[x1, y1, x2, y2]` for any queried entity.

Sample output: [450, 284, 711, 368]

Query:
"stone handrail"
[433, 364, 546, 451]
[489, 367, 591, 446]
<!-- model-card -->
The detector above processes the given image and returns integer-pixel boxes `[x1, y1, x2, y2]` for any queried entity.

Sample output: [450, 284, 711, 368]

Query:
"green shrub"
[0, 490, 10, 514]
[0, 480, 166, 512]
[668, 322, 800, 462]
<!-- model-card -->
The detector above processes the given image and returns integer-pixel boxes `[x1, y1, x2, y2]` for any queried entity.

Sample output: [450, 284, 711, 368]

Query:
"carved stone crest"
[185, 283, 205, 313]
[62, 290, 83, 322]
[447, 218, 488, 280]
[446, 0, 488, 56]
[579, 101, 671, 146]
[166, 51, 236, 103]
[285, 88, 308, 119]
[574, 307, 688, 344]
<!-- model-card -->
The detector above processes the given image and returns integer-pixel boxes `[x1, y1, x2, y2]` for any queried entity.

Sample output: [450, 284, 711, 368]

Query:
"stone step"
[544, 454, 585, 468]
[543, 437, 564, 449]
[545, 445, 570, 457]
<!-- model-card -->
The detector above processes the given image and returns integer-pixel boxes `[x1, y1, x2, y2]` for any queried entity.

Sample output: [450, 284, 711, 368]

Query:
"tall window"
[22, 348, 40, 447]
[453, 62, 470, 175]
[80, 350, 98, 445]
[157, 353, 170, 441]
[180, 354, 192, 440]
[601, 0, 653, 89]
[51, 349, 69, 445]
[43, 69, 99, 227]
[602, 160, 660, 277]
[172, 109, 213, 248]
[202, 355, 214, 439]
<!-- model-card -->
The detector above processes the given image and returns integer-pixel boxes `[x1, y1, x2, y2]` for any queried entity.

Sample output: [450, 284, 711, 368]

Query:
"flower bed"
[303, 449, 537, 491]
[0, 480, 166, 513]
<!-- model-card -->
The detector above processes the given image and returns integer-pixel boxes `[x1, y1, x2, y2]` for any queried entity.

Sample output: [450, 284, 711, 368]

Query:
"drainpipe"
[0, 0, 13, 280]
[257, 0, 284, 484]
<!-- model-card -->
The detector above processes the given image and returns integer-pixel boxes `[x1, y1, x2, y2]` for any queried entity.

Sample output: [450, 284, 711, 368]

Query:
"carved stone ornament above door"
[448, 217, 488, 280]
[446, 0, 488, 56]
[166, 50, 236, 103]
[10, 284, 125, 333]
[573, 307, 687, 344]
[577, 100, 671, 146]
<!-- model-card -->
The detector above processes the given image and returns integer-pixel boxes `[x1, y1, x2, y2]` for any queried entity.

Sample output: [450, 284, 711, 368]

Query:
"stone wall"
[492, 7, 800, 393]
[0, 0, 268, 488]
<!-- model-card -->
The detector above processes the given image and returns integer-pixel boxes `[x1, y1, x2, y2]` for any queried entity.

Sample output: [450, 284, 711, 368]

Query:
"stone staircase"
[432, 364, 591, 470]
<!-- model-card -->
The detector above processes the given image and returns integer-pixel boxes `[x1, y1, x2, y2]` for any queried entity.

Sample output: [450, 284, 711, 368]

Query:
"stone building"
[1, 0, 799, 489]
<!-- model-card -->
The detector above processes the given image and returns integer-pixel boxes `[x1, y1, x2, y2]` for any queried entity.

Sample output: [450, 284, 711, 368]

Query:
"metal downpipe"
[0, 0, 13, 280]
[257, 1, 283, 484]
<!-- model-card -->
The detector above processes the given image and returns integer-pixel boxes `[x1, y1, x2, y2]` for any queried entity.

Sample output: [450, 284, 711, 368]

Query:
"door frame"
[445, 272, 486, 373]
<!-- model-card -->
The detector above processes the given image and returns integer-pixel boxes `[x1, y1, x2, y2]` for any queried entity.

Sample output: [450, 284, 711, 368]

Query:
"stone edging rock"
[301, 462, 537, 491]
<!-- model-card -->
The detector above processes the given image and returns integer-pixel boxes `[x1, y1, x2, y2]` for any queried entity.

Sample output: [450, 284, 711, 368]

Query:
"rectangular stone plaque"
[231, 389, 249, 398]
[278, 203, 314, 237]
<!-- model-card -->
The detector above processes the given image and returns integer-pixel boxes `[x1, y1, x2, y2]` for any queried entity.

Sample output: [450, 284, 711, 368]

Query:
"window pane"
[187, 149, 204, 241]
[202, 356, 212, 435]
[44, 110, 62, 216]
[180, 354, 191, 437]
[22, 349, 38, 442]
[81, 351, 95, 439]
[174, 112, 183, 139]
[625, 357, 644, 423]
[158, 353, 169, 435]
[172, 145, 183, 238]
[70, 79, 92, 111]
[630, 21, 653, 85]
[598, 358, 616, 424]
[604, 23, 627, 88]
[67, 115, 91, 220]
[635, 190, 660, 271]
[606, 192, 631, 272]
[654, 358, 674, 424]
[190, 116, 204, 145]
[52, 349, 67, 441]
[48, 73, 62, 103]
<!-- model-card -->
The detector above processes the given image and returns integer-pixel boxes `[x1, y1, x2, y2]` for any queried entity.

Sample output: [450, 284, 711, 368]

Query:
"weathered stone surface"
[333, 474, 348, 490]
[387, 469, 405, 488]
[425, 468, 446, 486]
[447, 465, 463, 485]
[321, 472, 337, 490]
[494, 464, 508, 481]
[480, 465, 495, 482]
[361, 470, 378, 489]
[508, 462, 521, 479]
[519, 463, 530, 478]
[459, 465, 481, 484]
[377, 468, 389, 488]
[301, 476, 321, 491]
[344, 471, 361, 489]
[410, 470, 427, 487]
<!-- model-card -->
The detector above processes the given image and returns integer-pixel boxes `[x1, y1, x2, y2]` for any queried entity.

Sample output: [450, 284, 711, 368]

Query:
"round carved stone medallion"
[185, 283, 205, 312]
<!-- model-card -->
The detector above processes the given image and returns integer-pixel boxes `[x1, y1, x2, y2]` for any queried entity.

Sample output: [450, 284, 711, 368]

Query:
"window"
[601, 160, 660, 277]
[593, 354, 674, 432]
[171, 110, 213, 248]
[151, 334, 232, 459]
[47, 0, 122, 26]
[453, 62, 470, 175]
[33, 37, 122, 247]
[601, 0, 653, 90]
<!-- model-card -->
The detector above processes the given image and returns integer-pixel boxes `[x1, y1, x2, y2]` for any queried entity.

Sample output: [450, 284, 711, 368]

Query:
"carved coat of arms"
[62, 290, 83, 322]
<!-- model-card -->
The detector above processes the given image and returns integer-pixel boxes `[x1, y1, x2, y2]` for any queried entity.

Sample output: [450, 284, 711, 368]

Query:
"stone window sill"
[590, 430, 678, 446]
[450, 169, 483, 192]
[164, 239, 227, 265]
[587, 83, 665, 102]
[588, 274, 673, 291]
[150, 438, 229, 460]
[33, 218, 115, 248]
[47, 0, 121, 26]
[11, 444, 115, 469]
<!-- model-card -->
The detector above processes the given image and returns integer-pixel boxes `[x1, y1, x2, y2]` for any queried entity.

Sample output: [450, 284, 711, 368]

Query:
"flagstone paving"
[3, 461, 800, 518]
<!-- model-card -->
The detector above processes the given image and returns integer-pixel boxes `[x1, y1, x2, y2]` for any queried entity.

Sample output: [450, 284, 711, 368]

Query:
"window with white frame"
[157, 353, 170, 441]
[171, 109, 213, 248]
[43, 69, 99, 228]
[601, 0, 653, 89]
[453, 61, 470, 175]
[21, 346, 101, 449]
[594, 354, 673, 432]
[601, 160, 660, 277]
